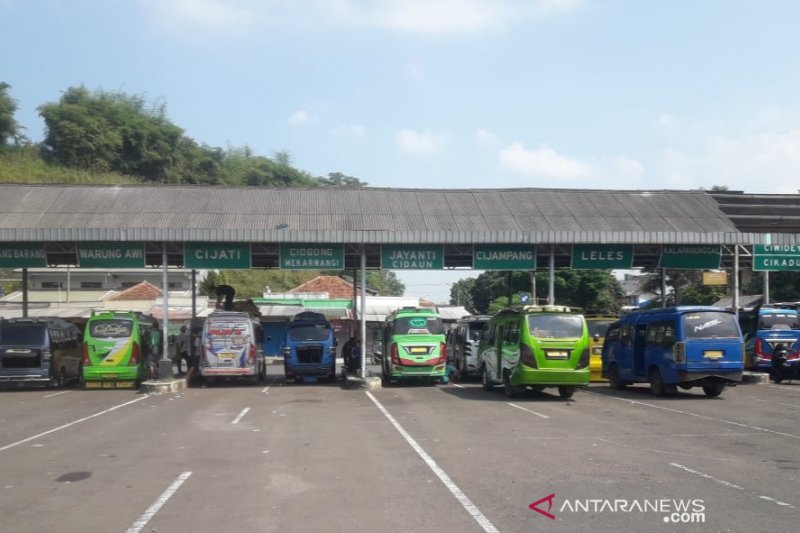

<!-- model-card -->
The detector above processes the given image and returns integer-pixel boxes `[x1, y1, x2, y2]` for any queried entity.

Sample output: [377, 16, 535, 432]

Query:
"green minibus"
[82, 311, 154, 388]
[381, 307, 447, 384]
[479, 305, 591, 399]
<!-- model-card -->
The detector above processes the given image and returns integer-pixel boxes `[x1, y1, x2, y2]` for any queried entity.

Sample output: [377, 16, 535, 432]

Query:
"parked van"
[201, 311, 265, 383]
[446, 315, 490, 377]
[585, 314, 618, 382]
[602, 306, 743, 397]
[479, 305, 590, 399]
[82, 311, 155, 388]
[738, 305, 800, 370]
[382, 307, 447, 384]
[0, 317, 83, 387]
[283, 312, 336, 382]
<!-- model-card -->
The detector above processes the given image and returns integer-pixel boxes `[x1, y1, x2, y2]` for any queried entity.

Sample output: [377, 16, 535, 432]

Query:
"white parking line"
[366, 391, 499, 533]
[670, 463, 796, 510]
[450, 383, 465, 389]
[232, 407, 251, 425]
[126, 471, 192, 533]
[43, 391, 71, 398]
[581, 390, 800, 440]
[261, 377, 278, 394]
[507, 402, 550, 419]
[0, 395, 150, 452]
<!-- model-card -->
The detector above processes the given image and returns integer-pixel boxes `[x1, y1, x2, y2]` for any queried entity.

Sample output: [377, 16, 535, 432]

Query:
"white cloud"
[656, 113, 677, 127]
[141, 0, 252, 30]
[661, 129, 800, 193]
[397, 128, 445, 154]
[287, 110, 311, 126]
[498, 143, 589, 180]
[141, 0, 583, 34]
[475, 128, 500, 145]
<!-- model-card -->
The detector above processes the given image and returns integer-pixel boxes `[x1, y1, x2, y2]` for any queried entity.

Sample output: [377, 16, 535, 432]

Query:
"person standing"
[148, 323, 162, 380]
[185, 328, 203, 384]
[174, 325, 190, 376]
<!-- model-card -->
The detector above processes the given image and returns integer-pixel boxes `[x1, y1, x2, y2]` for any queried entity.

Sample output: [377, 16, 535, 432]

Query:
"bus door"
[494, 324, 505, 380]
[634, 323, 647, 376]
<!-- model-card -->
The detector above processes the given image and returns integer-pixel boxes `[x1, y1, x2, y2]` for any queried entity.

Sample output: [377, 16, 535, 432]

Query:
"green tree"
[38, 87, 184, 180]
[744, 272, 800, 302]
[0, 82, 22, 148]
[318, 172, 368, 187]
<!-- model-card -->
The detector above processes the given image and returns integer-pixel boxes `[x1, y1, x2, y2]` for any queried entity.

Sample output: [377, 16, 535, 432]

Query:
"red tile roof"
[288, 276, 367, 299]
[108, 281, 163, 301]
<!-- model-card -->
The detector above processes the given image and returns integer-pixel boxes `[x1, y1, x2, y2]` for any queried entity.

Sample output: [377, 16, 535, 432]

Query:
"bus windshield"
[758, 313, 800, 330]
[683, 312, 740, 339]
[289, 324, 331, 341]
[393, 317, 444, 335]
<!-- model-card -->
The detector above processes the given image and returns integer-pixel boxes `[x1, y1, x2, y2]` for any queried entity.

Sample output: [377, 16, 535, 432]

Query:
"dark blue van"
[283, 312, 336, 382]
[602, 307, 743, 397]
[738, 305, 800, 371]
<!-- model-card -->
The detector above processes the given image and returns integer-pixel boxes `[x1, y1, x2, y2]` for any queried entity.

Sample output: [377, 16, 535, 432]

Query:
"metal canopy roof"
[0, 184, 753, 245]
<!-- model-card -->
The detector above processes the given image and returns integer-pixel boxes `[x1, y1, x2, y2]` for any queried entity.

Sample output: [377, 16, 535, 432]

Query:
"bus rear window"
[528, 315, 584, 338]
[0, 325, 46, 346]
[758, 314, 800, 330]
[89, 320, 133, 338]
[683, 312, 740, 339]
[587, 320, 614, 338]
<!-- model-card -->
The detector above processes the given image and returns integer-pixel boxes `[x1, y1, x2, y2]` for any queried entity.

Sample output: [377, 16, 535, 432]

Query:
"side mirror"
[593, 333, 600, 341]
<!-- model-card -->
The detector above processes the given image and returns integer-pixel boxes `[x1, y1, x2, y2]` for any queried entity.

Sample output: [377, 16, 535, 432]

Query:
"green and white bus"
[82, 311, 155, 388]
[381, 307, 447, 384]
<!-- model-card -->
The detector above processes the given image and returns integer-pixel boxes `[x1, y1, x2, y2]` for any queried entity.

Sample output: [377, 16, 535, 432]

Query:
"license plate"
[545, 351, 568, 359]
[410, 347, 428, 354]
[704, 350, 723, 359]
[86, 381, 135, 389]
[218, 352, 236, 360]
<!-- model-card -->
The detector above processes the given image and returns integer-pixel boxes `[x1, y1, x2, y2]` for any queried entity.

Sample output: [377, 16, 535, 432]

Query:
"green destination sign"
[0, 243, 47, 268]
[381, 244, 444, 270]
[184, 243, 251, 269]
[659, 245, 721, 269]
[753, 244, 800, 271]
[473, 244, 536, 270]
[571, 244, 633, 270]
[280, 243, 344, 270]
[77, 242, 145, 268]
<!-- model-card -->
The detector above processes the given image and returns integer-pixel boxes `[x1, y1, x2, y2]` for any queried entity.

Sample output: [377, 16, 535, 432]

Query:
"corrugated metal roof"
[0, 184, 751, 244]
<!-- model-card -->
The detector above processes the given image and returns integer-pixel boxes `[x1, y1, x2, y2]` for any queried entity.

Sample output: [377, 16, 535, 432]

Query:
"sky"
[3, 0, 800, 303]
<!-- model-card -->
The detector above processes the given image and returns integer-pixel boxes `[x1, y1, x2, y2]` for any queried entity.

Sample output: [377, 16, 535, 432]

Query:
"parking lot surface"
[1, 375, 798, 532]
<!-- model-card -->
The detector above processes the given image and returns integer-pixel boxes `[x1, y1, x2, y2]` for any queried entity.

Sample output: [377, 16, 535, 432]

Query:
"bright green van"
[381, 307, 447, 384]
[82, 311, 155, 388]
[479, 305, 590, 399]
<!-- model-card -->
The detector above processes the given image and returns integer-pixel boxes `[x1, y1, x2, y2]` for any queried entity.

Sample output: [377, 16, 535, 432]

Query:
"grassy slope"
[0, 149, 143, 185]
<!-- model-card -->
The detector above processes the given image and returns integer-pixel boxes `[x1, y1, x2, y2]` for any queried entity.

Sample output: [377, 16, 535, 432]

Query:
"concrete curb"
[343, 374, 382, 391]
[740, 371, 770, 385]
[141, 378, 187, 394]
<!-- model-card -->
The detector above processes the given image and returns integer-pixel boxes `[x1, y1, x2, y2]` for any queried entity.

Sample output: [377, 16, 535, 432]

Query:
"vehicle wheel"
[608, 364, 625, 391]
[503, 369, 524, 398]
[558, 386, 575, 399]
[703, 384, 725, 397]
[649, 368, 667, 396]
[481, 365, 494, 391]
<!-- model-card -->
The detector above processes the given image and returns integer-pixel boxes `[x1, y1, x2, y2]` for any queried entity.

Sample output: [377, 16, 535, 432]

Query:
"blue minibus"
[738, 305, 800, 371]
[602, 306, 743, 397]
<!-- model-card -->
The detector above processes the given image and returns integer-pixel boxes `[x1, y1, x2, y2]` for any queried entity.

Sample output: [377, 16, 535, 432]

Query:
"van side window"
[662, 322, 676, 348]
[605, 324, 620, 342]
[620, 324, 632, 347]
[505, 323, 519, 345]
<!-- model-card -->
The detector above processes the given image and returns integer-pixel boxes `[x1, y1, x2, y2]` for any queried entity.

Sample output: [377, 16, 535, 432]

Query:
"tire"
[503, 369, 524, 398]
[703, 384, 725, 397]
[558, 386, 575, 399]
[608, 364, 625, 391]
[649, 368, 667, 397]
[481, 365, 494, 391]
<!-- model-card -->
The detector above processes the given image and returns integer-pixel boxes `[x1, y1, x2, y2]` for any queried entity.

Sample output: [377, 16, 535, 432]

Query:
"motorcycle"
[770, 344, 800, 383]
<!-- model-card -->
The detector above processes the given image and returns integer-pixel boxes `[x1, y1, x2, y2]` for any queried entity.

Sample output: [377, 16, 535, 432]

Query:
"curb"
[740, 371, 769, 385]
[343, 374, 382, 391]
[141, 378, 187, 394]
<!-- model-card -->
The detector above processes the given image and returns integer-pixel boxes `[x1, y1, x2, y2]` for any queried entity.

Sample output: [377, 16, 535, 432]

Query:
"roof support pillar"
[763, 271, 770, 305]
[161, 243, 170, 363]
[360, 247, 367, 378]
[548, 249, 555, 305]
[661, 269, 667, 308]
[733, 246, 740, 319]
[22, 268, 28, 318]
